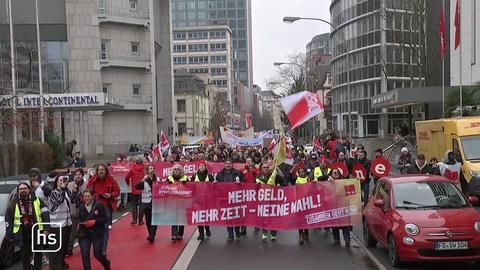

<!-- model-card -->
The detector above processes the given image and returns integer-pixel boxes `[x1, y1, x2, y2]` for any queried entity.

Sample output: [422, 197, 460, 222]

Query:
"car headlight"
[475, 221, 480, 232]
[405, 223, 420, 236]
[470, 171, 480, 177]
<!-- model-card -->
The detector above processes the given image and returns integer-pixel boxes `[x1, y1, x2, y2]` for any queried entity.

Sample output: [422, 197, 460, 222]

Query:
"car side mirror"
[468, 196, 479, 205]
[374, 199, 385, 208]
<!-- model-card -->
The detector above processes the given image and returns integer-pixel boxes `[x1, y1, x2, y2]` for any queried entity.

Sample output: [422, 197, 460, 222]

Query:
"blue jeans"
[102, 207, 112, 253]
[79, 237, 110, 270]
[361, 180, 370, 205]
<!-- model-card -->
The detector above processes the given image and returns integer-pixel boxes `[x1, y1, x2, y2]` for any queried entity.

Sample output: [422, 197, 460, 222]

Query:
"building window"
[210, 55, 227, 63]
[189, 56, 209, 64]
[211, 67, 227, 75]
[132, 84, 141, 95]
[173, 45, 187, 52]
[210, 43, 227, 51]
[129, 0, 137, 10]
[188, 32, 208, 40]
[178, 123, 187, 135]
[173, 57, 187, 64]
[102, 83, 111, 94]
[188, 44, 209, 52]
[173, 32, 186, 40]
[189, 68, 209, 73]
[177, 99, 186, 112]
[210, 31, 226, 39]
[100, 40, 109, 60]
[131, 42, 139, 53]
[213, 80, 228, 87]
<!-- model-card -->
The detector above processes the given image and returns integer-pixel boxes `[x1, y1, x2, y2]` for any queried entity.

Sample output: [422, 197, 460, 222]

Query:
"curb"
[351, 230, 387, 270]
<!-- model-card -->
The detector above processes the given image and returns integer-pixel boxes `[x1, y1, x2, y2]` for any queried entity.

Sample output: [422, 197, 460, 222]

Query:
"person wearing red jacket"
[242, 157, 259, 184]
[125, 158, 145, 225]
[87, 164, 120, 253]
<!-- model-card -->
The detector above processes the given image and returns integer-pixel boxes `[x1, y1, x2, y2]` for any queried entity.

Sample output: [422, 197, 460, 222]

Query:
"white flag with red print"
[280, 91, 324, 130]
[268, 137, 277, 152]
[160, 131, 170, 153]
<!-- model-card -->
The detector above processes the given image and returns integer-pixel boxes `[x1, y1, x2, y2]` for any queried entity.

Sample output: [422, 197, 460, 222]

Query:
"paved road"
[187, 227, 377, 270]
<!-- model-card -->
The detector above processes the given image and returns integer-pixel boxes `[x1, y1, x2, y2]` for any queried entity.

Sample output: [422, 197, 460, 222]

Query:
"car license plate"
[435, 241, 468, 250]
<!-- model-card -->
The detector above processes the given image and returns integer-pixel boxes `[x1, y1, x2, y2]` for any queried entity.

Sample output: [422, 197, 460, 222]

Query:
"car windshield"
[461, 136, 480, 160]
[393, 181, 468, 209]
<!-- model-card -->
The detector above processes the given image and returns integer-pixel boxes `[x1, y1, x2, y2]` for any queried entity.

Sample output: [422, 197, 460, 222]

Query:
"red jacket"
[87, 174, 120, 211]
[242, 166, 259, 184]
[125, 164, 145, 195]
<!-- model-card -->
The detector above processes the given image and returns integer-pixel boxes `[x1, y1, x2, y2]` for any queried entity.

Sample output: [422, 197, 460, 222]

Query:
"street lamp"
[283, 16, 352, 141]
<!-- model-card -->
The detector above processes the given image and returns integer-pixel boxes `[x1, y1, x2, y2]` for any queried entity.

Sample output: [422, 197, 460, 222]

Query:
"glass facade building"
[171, 0, 253, 89]
[330, 0, 427, 138]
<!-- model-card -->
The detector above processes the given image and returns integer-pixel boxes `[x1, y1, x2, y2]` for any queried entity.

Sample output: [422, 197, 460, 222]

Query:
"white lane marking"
[112, 219, 118, 224]
[172, 228, 201, 270]
[122, 212, 130, 217]
[351, 231, 387, 270]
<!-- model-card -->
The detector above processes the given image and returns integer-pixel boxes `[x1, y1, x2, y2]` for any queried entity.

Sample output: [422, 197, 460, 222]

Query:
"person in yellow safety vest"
[310, 156, 331, 182]
[167, 164, 189, 241]
[256, 162, 286, 241]
[5, 182, 50, 270]
[295, 166, 309, 245]
[190, 161, 214, 240]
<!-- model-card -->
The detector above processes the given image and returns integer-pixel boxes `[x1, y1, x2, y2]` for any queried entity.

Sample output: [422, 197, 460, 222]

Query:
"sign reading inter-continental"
[0, 93, 115, 109]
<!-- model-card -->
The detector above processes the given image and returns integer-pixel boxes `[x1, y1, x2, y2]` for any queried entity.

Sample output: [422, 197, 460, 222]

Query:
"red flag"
[279, 91, 324, 130]
[439, 5, 446, 58]
[313, 135, 322, 150]
[454, 0, 460, 49]
[149, 144, 160, 161]
[268, 137, 277, 152]
[245, 113, 252, 128]
[160, 131, 170, 153]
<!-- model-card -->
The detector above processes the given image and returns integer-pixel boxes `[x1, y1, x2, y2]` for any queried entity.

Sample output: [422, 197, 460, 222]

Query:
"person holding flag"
[310, 156, 331, 182]
[294, 166, 309, 245]
[190, 161, 214, 241]
[150, 131, 170, 161]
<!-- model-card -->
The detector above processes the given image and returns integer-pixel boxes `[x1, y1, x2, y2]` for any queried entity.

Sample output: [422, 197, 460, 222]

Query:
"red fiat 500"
[363, 175, 480, 267]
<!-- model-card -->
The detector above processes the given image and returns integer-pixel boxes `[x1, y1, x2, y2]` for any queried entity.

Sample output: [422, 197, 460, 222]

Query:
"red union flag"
[245, 113, 252, 128]
[160, 131, 170, 153]
[313, 135, 322, 150]
[280, 91, 324, 130]
[439, 5, 446, 58]
[454, 0, 460, 49]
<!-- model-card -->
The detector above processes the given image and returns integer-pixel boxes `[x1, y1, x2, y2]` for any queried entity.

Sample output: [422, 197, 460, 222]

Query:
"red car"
[363, 175, 480, 267]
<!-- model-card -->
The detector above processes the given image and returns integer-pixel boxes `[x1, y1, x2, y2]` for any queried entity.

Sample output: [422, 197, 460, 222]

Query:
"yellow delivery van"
[416, 117, 480, 196]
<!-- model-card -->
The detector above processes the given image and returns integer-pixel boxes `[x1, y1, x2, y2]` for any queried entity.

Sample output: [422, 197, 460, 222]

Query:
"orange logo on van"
[418, 131, 429, 140]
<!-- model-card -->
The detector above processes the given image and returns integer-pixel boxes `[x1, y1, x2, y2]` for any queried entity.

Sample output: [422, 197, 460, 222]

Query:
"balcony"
[99, 51, 151, 69]
[97, 7, 150, 27]
[118, 95, 153, 111]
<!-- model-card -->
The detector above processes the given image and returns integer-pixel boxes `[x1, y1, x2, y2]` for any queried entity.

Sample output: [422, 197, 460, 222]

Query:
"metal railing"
[99, 51, 151, 63]
[120, 95, 153, 105]
[98, 7, 149, 20]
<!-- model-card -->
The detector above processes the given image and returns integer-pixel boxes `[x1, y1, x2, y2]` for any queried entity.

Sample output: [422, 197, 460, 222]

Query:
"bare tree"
[266, 52, 306, 97]
[210, 92, 228, 139]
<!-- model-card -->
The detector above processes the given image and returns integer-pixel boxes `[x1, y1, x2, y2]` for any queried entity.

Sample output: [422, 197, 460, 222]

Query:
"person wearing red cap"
[310, 156, 331, 182]
[295, 166, 310, 245]
[191, 161, 214, 240]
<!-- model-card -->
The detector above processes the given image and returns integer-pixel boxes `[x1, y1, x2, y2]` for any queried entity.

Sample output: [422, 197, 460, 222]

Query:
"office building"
[171, 0, 253, 90]
[0, 0, 174, 157]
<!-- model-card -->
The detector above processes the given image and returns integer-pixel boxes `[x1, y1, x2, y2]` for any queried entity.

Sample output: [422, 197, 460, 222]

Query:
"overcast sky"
[251, 0, 331, 89]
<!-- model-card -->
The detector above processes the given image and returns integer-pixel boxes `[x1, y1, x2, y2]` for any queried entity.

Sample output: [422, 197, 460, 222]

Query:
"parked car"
[0, 184, 20, 267]
[363, 175, 480, 267]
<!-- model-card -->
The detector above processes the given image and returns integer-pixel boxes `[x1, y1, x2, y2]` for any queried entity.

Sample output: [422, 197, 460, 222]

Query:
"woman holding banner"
[294, 166, 309, 245]
[328, 169, 352, 247]
[167, 164, 189, 241]
[190, 161, 214, 240]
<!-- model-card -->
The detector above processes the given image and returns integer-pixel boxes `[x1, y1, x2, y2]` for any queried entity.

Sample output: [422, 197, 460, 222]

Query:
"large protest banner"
[151, 180, 361, 230]
[109, 161, 245, 193]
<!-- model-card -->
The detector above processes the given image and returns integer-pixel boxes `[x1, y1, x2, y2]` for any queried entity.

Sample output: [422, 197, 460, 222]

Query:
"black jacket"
[406, 161, 440, 175]
[215, 168, 244, 183]
[5, 194, 50, 247]
[78, 200, 108, 239]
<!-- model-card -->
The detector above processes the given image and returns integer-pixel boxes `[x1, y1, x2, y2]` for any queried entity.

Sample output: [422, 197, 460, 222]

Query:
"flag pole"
[442, 0, 445, 117]
[459, 0, 463, 116]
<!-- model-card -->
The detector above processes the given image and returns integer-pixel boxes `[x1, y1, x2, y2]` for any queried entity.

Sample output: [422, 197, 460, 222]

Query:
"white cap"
[401, 147, 408, 153]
